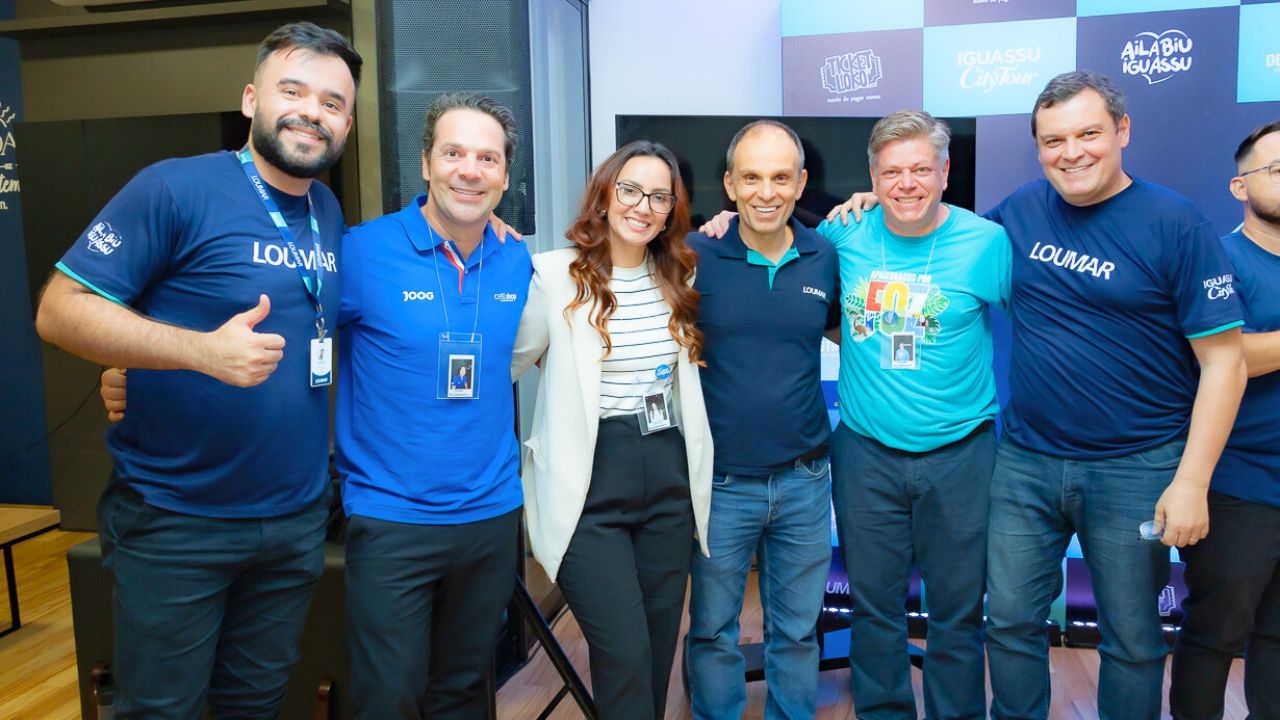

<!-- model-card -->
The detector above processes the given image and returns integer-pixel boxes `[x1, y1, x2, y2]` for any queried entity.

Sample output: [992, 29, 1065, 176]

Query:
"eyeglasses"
[1239, 161, 1280, 184]
[615, 182, 675, 214]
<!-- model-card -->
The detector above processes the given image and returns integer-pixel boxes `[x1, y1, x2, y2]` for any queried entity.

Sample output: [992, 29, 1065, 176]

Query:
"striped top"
[598, 261, 680, 419]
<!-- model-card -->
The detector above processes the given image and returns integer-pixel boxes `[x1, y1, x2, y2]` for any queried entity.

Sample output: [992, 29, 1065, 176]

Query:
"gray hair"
[1031, 70, 1127, 137]
[421, 92, 518, 169]
[867, 110, 951, 167]
[724, 119, 805, 175]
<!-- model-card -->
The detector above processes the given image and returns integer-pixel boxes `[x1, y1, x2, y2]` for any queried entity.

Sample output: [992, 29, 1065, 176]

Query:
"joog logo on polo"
[1121, 30, 1193, 85]
[820, 49, 883, 103]
[956, 46, 1041, 93]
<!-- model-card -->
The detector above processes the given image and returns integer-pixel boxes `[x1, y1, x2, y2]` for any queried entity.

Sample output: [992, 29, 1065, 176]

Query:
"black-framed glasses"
[1240, 161, 1280, 184]
[615, 182, 675, 214]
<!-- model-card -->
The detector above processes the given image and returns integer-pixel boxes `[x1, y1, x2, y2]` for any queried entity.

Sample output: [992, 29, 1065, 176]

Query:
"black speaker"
[376, 0, 535, 235]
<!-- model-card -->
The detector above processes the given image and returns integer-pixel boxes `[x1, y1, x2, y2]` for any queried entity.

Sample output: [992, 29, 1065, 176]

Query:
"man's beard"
[250, 111, 343, 180]
[1250, 198, 1280, 227]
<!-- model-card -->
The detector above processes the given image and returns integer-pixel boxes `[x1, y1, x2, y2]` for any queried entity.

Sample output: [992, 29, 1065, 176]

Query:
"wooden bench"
[0, 505, 61, 637]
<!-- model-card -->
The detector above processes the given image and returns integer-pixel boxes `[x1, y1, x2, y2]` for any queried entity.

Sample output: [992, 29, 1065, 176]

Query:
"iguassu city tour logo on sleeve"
[1121, 29, 1193, 85]
[0, 101, 17, 213]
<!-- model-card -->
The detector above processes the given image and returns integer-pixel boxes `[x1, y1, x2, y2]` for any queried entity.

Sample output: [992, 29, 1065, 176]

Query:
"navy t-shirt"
[1213, 231, 1279, 507]
[688, 217, 840, 475]
[988, 178, 1243, 458]
[56, 151, 342, 518]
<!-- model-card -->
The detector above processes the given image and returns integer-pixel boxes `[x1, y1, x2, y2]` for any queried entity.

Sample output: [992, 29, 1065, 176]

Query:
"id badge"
[884, 332, 919, 371]
[310, 337, 333, 387]
[438, 332, 482, 400]
[638, 386, 677, 435]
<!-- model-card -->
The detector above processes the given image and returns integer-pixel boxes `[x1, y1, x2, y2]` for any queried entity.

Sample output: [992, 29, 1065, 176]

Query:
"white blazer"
[511, 248, 713, 582]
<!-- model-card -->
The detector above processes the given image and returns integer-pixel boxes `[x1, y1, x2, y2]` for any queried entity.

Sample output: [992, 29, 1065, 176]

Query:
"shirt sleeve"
[338, 226, 363, 326]
[55, 166, 180, 306]
[987, 226, 1013, 311]
[1173, 220, 1244, 339]
[817, 217, 854, 249]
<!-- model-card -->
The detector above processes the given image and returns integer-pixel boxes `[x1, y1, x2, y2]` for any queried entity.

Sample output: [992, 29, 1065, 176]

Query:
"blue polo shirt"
[688, 217, 840, 475]
[1213, 230, 1279, 507]
[336, 194, 530, 524]
[988, 178, 1243, 459]
[55, 151, 342, 518]
[818, 205, 1010, 452]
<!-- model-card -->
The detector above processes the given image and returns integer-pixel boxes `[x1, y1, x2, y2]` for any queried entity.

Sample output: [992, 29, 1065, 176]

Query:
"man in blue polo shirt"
[34, 23, 360, 719]
[684, 120, 840, 720]
[336, 92, 531, 719]
[1170, 120, 1280, 720]
[820, 110, 1010, 720]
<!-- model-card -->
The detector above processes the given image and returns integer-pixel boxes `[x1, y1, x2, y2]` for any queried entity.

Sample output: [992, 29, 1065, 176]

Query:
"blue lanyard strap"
[237, 148, 327, 338]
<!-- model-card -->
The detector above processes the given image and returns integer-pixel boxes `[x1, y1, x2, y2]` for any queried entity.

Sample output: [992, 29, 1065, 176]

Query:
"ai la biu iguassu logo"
[1121, 29, 1193, 85]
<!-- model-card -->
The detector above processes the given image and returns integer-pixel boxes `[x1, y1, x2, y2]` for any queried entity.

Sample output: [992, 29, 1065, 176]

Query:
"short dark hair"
[1030, 70, 1126, 137]
[255, 22, 363, 87]
[725, 119, 805, 175]
[421, 92, 519, 169]
[1234, 119, 1280, 170]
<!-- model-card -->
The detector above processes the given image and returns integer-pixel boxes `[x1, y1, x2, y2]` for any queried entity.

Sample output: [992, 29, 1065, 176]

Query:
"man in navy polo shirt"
[684, 120, 840, 720]
[819, 110, 1009, 720]
[35, 23, 360, 719]
[336, 92, 531, 719]
[1170, 120, 1280, 720]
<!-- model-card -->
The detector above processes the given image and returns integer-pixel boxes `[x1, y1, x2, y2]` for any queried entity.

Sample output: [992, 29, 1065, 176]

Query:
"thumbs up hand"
[199, 294, 287, 387]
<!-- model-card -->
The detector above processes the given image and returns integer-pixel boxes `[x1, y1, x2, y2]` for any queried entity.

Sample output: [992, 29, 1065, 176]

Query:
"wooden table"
[0, 505, 61, 638]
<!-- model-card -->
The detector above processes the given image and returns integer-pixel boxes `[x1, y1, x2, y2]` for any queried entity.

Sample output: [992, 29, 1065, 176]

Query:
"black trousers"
[1171, 491, 1280, 720]
[344, 508, 520, 720]
[556, 415, 695, 720]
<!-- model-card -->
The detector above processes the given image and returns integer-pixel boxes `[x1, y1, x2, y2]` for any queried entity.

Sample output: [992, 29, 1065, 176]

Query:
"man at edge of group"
[684, 119, 840, 719]
[35, 23, 359, 719]
[1169, 119, 1280, 720]
[832, 71, 1246, 720]
[818, 109, 1010, 720]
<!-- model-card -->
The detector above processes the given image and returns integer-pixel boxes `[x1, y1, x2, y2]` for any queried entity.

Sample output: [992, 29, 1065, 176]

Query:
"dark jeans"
[556, 415, 694, 720]
[98, 479, 330, 720]
[831, 422, 994, 720]
[344, 508, 519, 720]
[1171, 491, 1280, 720]
[985, 438, 1181, 720]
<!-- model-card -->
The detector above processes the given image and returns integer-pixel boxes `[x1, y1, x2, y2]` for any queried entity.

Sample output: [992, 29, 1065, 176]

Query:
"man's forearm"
[1242, 330, 1280, 378]
[1172, 343, 1247, 488]
[36, 272, 210, 373]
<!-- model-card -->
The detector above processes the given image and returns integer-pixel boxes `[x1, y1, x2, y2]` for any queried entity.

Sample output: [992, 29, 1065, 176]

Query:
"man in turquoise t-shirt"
[819, 110, 1010, 720]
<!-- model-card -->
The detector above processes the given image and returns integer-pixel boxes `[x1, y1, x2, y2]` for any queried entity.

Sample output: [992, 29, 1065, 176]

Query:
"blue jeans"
[687, 455, 832, 720]
[98, 479, 330, 720]
[986, 438, 1181, 720]
[831, 423, 994, 720]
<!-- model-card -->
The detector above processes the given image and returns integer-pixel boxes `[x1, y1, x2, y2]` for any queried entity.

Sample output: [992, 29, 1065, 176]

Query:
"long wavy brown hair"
[565, 140, 703, 365]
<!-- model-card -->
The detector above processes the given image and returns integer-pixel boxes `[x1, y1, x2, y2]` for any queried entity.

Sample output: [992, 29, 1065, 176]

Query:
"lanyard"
[425, 221, 484, 341]
[237, 148, 327, 339]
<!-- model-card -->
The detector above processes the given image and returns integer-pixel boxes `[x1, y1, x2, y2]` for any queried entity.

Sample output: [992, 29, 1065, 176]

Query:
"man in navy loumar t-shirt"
[35, 23, 360, 719]
[1169, 120, 1280, 720]
[981, 72, 1246, 720]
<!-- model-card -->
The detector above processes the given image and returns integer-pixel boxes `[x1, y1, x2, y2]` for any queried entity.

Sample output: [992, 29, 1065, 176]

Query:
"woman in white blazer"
[511, 140, 713, 719]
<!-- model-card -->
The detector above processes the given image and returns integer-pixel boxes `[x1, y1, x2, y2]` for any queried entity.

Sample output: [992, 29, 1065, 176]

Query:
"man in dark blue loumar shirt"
[35, 23, 361, 719]
[1170, 120, 1280, 720]
[981, 72, 1246, 720]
